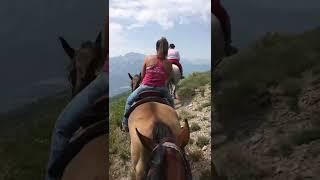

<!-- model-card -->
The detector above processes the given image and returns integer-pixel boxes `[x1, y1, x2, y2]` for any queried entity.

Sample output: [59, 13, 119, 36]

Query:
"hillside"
[0, 92, 70, 179]
[109, 71, 212, 179]
[213, 27, 320, 179]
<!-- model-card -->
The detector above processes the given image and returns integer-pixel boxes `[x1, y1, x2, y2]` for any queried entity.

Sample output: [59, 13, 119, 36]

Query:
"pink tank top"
[141, 58, 168, 87]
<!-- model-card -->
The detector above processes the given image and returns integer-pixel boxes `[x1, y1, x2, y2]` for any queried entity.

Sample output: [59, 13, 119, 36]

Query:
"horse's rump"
[50, 120, 108, 178]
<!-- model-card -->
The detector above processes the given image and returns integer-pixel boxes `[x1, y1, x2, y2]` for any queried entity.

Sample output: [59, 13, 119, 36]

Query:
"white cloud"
[109, 0, 210, 57]
[110, 0, 210, 30]
[109, 22, 127, 57]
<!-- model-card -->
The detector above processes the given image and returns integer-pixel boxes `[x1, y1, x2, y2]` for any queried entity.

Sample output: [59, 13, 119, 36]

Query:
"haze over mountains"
[110, 52, 210, 96]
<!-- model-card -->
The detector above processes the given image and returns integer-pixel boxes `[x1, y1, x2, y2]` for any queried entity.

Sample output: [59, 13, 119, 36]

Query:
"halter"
[145, 138, 192, 180]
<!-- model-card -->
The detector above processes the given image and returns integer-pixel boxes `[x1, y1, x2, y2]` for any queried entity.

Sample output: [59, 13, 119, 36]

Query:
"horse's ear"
[58, 37, 75, 59]
[177, 119, 190, 148]
[128, 73, 133, 80]
[139, 72, 141, 77]
[95, 31, 102, 47]
[136, 128, 154, 151]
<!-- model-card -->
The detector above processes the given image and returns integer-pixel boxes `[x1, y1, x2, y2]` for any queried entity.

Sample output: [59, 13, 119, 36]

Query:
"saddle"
[125, 90, 171, 118]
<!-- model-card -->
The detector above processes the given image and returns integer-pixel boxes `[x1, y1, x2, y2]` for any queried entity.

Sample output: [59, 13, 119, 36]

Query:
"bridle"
[145, 138, 192, 180]
[131, 74, 142, 92]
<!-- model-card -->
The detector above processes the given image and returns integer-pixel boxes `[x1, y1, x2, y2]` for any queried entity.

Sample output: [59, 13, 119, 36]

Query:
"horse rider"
[46, 16, 109, 180]
[167, 43, 184, 79]
[121, 37, 174, 132]
[212, 0, 238, 56]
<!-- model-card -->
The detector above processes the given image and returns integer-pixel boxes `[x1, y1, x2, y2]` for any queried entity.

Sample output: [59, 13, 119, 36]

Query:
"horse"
[168, 64, 182, 99]
[52, 32, 108, 180]
[212, 13, 226, 67]
[127, 73, 192, 180]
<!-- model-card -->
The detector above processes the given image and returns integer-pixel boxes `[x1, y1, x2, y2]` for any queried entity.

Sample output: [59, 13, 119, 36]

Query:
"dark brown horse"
[127, 73, 192, 180]
[56, 33, 108, 180]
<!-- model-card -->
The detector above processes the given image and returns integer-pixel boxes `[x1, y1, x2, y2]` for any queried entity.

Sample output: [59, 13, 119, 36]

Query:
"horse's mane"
[152, 122, 173, 144]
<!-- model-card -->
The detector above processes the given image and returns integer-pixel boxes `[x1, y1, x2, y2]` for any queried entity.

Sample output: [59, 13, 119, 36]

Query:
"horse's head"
[136, 119, 191, 180]
[59, 32, 103, 97]
[128, 72, 141, 92]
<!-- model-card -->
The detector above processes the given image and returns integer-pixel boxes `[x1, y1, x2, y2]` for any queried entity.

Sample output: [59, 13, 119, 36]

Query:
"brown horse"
[127, 73, 191, 180]
[55, 33, 108, 180]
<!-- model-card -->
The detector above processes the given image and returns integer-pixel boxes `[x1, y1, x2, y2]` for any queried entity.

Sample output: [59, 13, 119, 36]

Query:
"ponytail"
[156, 37, 169, 60]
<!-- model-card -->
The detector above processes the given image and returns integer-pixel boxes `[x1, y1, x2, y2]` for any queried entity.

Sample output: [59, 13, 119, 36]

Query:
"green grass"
[190, 123, 201, 132]
[177, 71, 211, 100]
[0, 93, 69, 180]
[214, 27, 320, 134]
[196, 136, 210, 148]
[178, 110, 195, 121]
[109, 94, 130, 163]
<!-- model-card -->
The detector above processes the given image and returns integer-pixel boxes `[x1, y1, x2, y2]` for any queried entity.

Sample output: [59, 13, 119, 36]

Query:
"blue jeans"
[46, 72, 108, 180]
[122, 84, 174, 128]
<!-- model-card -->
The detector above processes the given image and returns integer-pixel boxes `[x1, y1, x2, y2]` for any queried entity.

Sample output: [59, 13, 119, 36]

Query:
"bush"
[177, 72, 211, 100]
[189, 150, 202, 162]
[196, 136, 210, 148]
[190, 123, 201, 132]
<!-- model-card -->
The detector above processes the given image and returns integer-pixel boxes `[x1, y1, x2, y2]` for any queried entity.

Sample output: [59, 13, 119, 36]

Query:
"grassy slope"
[213, 27, 320, 179]
[214, 27, 320, 135]
[0, 93, 69, 180]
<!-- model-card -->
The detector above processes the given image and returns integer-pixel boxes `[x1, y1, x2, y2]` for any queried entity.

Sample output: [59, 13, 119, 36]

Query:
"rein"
[145, 138, 192, 180]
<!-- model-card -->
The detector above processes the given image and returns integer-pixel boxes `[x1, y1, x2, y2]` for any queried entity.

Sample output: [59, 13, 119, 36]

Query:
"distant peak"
[124, 52, 145, 57]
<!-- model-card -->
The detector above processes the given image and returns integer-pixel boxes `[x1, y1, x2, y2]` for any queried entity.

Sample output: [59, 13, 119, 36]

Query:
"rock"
[202, 146, 208, 151]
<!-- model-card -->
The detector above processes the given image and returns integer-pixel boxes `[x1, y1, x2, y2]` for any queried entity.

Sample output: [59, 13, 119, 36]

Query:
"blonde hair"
[156, 37, 169, 60]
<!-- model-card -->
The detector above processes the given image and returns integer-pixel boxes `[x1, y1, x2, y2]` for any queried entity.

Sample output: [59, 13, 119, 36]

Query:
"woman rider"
[167, 43, 184, 78]
[121, 37, 174, 132]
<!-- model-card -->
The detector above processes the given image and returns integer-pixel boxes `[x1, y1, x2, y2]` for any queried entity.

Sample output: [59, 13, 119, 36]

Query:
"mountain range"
[110, 52, 210, 96]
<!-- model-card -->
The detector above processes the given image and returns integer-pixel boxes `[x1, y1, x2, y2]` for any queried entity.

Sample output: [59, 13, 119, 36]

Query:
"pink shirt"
[167, 49, 180, 60]
[141, 58, 168, 87]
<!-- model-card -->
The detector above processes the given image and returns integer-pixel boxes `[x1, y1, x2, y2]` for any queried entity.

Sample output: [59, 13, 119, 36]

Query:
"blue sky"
[110, 0, 211, 63]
